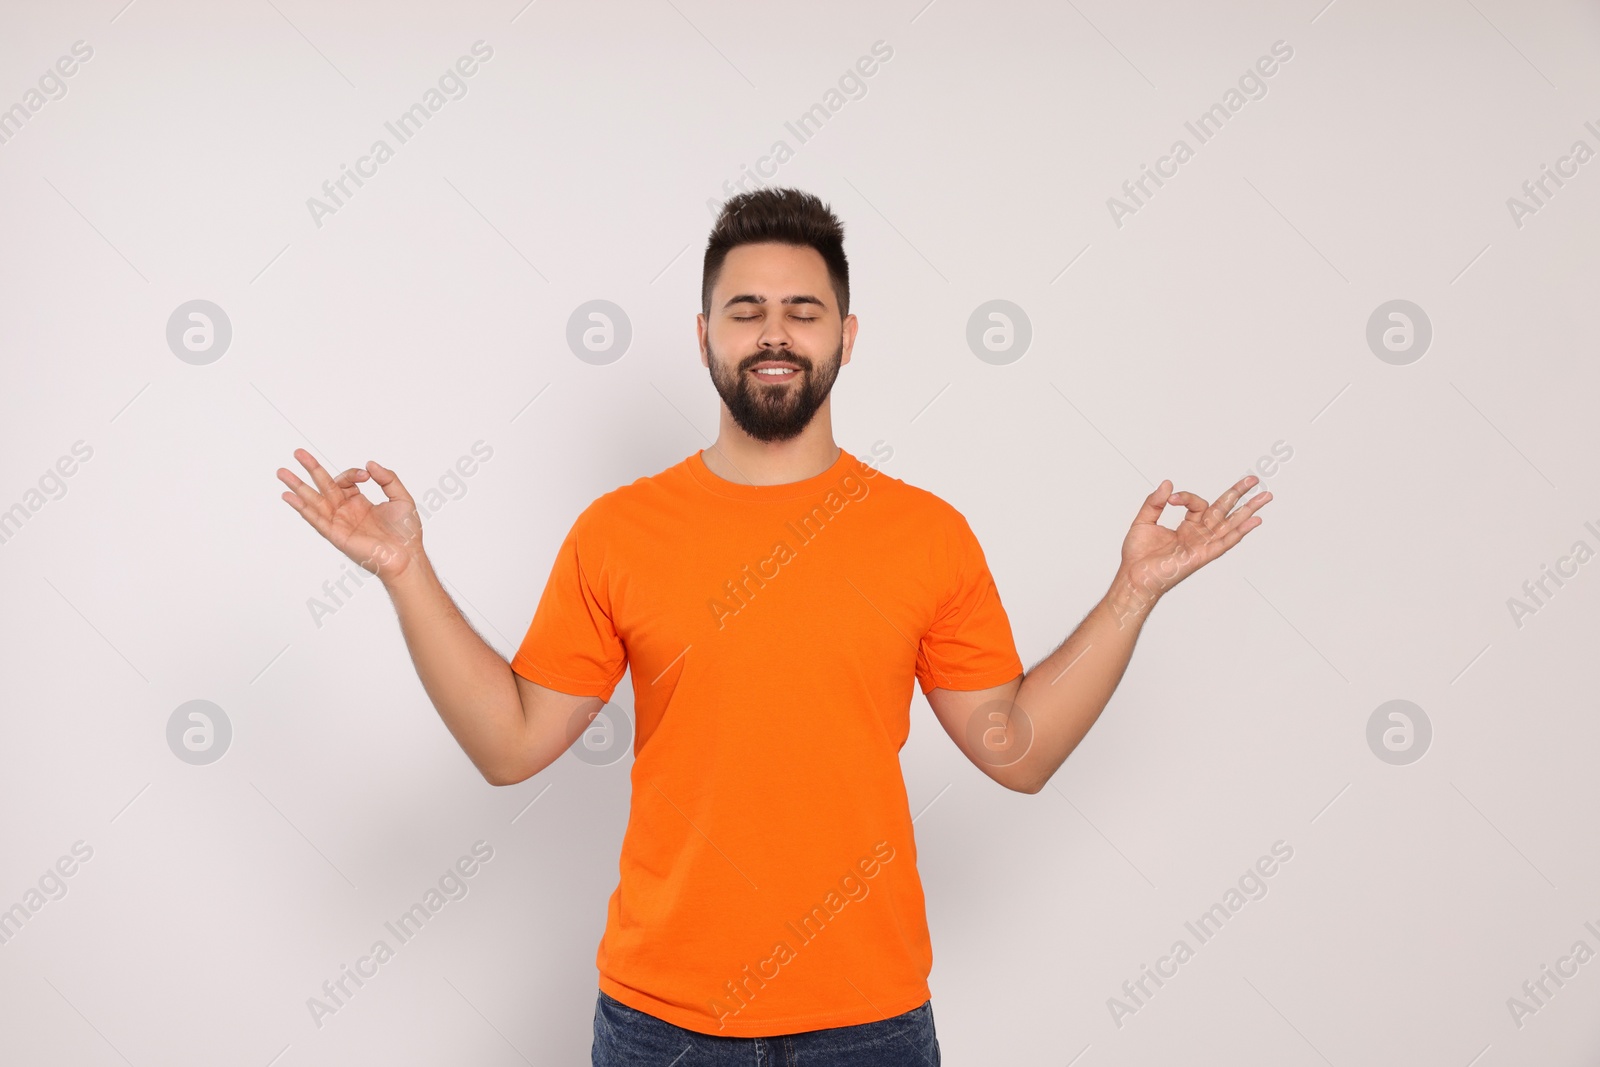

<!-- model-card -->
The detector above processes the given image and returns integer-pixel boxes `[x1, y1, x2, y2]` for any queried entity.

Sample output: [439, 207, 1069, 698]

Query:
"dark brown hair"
[702, 188, 850, 319]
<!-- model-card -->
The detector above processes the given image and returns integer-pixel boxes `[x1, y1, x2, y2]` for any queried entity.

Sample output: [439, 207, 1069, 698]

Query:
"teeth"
[755, 367, 796, 375]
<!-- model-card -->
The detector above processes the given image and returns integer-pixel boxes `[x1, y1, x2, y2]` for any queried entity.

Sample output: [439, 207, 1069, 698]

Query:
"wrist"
[379, 540, 433, 594]
[1104, 567, 1161, 629]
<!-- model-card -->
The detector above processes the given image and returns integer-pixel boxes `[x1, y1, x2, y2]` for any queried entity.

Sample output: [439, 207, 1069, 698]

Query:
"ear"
[696, 313, 709, 368]
[840, 313, 859, 368]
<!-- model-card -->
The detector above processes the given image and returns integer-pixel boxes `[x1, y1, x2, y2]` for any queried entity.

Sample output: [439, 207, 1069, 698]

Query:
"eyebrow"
[721, 294, 827, 310]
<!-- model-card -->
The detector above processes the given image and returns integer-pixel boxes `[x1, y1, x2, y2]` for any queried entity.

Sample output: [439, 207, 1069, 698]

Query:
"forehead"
[713, 242, 833, 304]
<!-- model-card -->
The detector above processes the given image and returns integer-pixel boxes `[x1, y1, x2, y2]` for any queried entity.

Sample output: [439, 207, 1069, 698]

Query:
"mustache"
[739, 356, 806, 369]
[741, 355, 809, 371]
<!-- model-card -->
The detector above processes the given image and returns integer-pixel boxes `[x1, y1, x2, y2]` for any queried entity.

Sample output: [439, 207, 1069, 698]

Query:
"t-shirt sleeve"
[915, 508, 1025, 696]
[510, 507, 628, 701]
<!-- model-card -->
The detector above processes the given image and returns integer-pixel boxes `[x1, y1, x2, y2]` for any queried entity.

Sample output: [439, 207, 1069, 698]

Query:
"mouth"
[748, 361, 802, 383]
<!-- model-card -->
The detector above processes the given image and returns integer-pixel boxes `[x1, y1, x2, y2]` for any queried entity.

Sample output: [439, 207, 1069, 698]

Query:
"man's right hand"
[278, 448, 423, 584]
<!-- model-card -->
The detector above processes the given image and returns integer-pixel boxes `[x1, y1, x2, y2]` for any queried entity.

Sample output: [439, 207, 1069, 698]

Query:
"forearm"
[382, 550, 526, 782]
[1006, 569, 1155, 793]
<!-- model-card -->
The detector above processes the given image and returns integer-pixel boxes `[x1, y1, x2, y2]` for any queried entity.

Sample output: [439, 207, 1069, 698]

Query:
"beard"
[706, 335, 843, 443]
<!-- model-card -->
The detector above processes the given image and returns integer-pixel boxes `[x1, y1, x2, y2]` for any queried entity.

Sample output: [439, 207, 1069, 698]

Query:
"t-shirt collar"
[687, 446, 855, 501]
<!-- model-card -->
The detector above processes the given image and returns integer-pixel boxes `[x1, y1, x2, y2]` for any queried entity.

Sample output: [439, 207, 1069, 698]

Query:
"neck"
[702, 405, 840, 486]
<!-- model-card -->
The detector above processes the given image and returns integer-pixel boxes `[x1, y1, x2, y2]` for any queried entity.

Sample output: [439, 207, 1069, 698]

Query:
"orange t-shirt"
[510, 444, 1024, 1037]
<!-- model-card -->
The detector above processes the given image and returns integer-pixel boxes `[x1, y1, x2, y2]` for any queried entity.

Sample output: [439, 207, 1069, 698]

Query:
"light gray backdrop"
[2, 0, 1598, 1063]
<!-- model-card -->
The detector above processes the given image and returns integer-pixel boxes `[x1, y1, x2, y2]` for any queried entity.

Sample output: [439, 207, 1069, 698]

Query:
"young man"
[278, 187, 1270, 1065]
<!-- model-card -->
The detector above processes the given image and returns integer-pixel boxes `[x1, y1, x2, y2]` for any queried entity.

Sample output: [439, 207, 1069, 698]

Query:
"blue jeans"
[591, 989, 942, 1066]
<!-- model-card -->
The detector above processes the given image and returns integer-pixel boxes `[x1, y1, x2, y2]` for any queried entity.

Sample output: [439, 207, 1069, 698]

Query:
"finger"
[330, 467, 370, 503]
[1167, 491, 1211, 520]
[1212, 474, 1261, 519]
[1202, 493, 1271, 558]
[1130, 480, 1174, 525]
[280, 488, 333, 538]
[1222, 490, 1272, 531]
[1213, 513, 1265, 556]
[364, 460, 415, 506]
[295, 447, 343, 501]
[277, 465, 330, 518]
[1170, 486, 1235, 546]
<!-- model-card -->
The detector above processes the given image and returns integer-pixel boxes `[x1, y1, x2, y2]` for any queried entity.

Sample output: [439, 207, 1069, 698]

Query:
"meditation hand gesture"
[277, 448, 423, 583]
[1117, 474, 1272, 608]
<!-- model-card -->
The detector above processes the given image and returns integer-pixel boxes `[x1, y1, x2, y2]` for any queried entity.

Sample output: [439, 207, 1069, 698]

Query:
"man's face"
[699, 242, 855, 443]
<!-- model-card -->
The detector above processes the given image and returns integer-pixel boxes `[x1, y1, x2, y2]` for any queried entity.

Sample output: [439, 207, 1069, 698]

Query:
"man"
[277, 187, 1270, 1064]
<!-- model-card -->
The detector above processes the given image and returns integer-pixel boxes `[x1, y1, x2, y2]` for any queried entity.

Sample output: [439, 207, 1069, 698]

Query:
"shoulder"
[854, 460, 992, 580]
[860, 459, 975, 535]
[572, 453, 698, 532]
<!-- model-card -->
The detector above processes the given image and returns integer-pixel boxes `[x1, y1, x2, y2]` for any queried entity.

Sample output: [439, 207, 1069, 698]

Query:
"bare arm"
[925, 577, 1145, 795]
[278, 449, 600, 786]
[928, 474, 1271, 794]
[383, 552, 603, 785]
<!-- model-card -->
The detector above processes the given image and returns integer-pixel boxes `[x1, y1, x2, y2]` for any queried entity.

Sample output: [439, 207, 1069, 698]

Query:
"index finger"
[332, 467, 370, 488]
[1167, 491, 1211, 517]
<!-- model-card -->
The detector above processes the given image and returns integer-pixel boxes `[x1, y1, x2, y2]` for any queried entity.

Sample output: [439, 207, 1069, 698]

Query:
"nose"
[758, 320, 794, 350]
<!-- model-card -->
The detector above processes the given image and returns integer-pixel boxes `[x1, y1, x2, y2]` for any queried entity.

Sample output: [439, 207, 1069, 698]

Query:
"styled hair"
[702, 188, 849, 319]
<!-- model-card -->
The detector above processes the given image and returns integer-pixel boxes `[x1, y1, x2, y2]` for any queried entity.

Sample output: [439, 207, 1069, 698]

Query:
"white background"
[2, 0, 1598, 1063]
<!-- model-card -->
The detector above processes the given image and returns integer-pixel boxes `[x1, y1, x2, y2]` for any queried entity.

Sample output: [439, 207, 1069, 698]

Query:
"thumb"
[365, 460, 415, 505]
[1131, 479, 1173, 526]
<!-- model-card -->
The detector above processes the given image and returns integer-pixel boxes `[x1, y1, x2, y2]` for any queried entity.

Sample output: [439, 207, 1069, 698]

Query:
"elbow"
[481, 760, 529, 787]
[992, 767, 1044, 795]
[1006, 765, 1051, 795]
[483, 743, 567, 786]
[1012, 749, 1077, 795]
